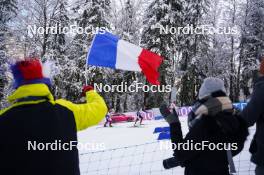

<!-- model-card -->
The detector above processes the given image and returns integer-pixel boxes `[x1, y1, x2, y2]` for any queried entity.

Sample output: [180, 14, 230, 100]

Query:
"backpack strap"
[227, 150, 236, 174]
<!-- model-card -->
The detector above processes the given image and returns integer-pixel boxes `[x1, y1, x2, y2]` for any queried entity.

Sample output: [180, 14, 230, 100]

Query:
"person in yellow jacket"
[0, 58, 107, 175]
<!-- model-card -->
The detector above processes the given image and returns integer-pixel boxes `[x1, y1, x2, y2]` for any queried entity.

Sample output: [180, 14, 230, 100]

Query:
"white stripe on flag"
[116, 40, 142, 71]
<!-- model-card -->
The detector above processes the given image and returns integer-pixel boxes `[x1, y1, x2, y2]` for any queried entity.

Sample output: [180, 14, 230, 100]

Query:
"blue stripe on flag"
[87, 32, 119, 69]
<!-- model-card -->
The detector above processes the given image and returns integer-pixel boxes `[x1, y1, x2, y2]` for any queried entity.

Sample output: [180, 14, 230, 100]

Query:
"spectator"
[160, 77, 248, 175]
[0, 58, 107, 175]
[241, 58, 264, 175]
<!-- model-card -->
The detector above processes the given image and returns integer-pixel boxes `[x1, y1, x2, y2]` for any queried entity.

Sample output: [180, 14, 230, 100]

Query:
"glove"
[81, 85, 94, 96]
[159, 104, 179, 124]
[163, 157, 181, 169]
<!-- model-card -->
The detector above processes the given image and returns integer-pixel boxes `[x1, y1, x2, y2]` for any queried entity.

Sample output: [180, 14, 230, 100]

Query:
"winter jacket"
[0, 84, 107, 175]
[169, 96, 248, 175]
[242, 76, 264, 166]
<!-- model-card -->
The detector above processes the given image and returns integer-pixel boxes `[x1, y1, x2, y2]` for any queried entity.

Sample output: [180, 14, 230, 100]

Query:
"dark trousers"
[256, 166, 264, 175]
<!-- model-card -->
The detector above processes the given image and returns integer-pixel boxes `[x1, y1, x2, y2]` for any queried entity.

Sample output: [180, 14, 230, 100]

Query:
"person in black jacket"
[160, 77, 248, 175]
[0, 58, 107, 175]
[241, 58, 264, 175]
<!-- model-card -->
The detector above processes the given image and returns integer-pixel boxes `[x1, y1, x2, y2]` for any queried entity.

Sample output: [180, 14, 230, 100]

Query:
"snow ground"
[78, 117, 256, 175]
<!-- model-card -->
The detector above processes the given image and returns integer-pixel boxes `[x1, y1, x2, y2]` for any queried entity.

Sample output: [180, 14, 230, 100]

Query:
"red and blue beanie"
[10, 58, 51, 89]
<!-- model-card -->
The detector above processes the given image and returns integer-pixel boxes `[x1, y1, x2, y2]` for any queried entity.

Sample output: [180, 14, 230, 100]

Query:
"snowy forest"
[0, 0, 264, 112]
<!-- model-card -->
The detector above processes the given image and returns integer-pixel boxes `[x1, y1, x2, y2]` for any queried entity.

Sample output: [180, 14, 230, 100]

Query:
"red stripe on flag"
[138, 49, 163, 85]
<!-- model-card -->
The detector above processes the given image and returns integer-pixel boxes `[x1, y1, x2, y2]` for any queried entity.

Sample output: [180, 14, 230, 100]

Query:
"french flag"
[87, 32, 163, 85]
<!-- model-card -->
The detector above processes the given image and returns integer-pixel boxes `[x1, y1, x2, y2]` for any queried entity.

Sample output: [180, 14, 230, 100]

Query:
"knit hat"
[10, 58, 51, 89]
[198, 77, 226, 100]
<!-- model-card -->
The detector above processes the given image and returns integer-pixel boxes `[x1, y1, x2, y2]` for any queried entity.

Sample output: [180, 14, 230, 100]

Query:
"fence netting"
[79, 127, 256, 175]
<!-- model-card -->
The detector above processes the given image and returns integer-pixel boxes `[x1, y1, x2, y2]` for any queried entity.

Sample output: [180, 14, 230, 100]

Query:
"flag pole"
[85, 34, 96, 85]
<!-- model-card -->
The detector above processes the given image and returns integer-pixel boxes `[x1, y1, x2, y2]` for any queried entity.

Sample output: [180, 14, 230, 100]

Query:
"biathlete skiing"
[134, 109, 144, 127]
[104, 110, 113, 127]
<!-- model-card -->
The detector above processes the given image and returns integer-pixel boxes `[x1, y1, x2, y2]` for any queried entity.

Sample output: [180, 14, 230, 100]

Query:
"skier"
[134, 109, 144, 126]
[241, 58, 264, 175]
[104, 111, 113, 127]
[0, 58, 107, 175]
[160, 77, 248, 175]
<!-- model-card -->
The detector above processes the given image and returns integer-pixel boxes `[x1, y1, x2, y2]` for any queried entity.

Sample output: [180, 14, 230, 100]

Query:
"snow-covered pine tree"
[141, 0, 183, 108]
[116, 0, 141, 43]
[46, 0, 70, 98]
[108, 0, 144, 112]
[0, 0, 17, 108]
[16, 0, 63, 58]
[178, 0, 210, 105]
[219, 0, 240, 101]
[49, 0, 69, 56]
[63, 0, 111, 102]
[240, 0, 264, 98]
